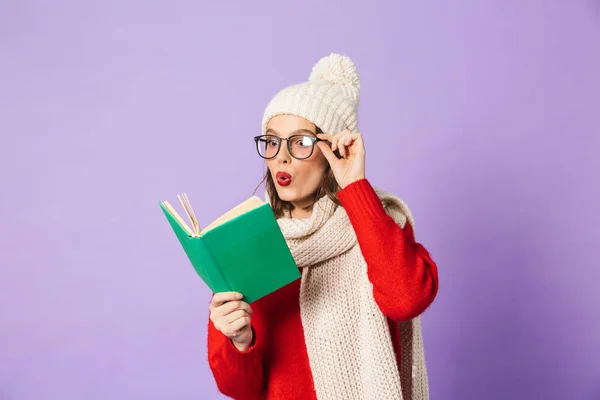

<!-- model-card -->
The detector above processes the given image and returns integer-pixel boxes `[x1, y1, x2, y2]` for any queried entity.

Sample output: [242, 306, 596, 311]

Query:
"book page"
[178, 193, 201, 236]
[161, 201, 195, 236]
[202, 196, 264, 234]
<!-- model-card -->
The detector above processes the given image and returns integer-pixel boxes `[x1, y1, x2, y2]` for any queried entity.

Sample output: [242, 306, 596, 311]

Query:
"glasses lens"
[256, 135, 280, 158]
[289, 135, 315, 159]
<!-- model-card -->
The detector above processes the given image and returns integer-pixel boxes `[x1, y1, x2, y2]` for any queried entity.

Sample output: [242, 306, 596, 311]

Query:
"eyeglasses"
[253, 134, 324, 160]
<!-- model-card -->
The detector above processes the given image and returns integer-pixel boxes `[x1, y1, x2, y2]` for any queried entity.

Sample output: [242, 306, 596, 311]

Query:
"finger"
[211, 300, 252, 324]
[224, 315, 251, 336]
[316, 141, 340, 166]
[223, 309, 251, 325]
[317, 133, 339, 151]
[210, 292, 243, 309]
[337, 135, 349, 158]
[223, 301, 252, 317]
[216, 300, 252, 318]
[345, 135, 361, 157]
[342, 133, 363, 155]
[339, 141, 346, 158]
[212, 304, 251, 329]
[316, 132, 335, 142]
[351, 133, 365, 155]
[351, 133, 363, 147]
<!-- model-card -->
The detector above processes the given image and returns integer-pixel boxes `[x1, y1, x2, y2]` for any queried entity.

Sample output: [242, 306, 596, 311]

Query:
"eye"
[294, 136, 313, 147]
[267, 139, 279, 147]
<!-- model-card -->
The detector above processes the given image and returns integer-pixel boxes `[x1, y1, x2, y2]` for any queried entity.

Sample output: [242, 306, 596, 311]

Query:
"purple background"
[1, 1, 599, 399]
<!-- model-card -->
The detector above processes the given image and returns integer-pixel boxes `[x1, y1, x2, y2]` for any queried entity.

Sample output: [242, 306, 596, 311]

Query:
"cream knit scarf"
[274, 189, 430, 400]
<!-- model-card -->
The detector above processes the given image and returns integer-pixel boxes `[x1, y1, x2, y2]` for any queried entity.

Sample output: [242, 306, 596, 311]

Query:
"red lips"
[276, 171, 292, 186]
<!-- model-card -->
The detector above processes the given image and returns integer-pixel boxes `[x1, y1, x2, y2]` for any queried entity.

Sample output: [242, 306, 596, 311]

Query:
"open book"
[159, 193, 300, 303]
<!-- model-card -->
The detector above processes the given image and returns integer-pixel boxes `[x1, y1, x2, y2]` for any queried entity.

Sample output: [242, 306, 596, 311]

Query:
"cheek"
[311, 154, 329, 174]
[266, 160, 277, 176]
[300, 159, 327, 185]
[312, 148, 328, 167]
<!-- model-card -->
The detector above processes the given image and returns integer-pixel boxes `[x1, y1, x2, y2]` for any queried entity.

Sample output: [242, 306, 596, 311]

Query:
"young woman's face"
[264, 114, 328, 212]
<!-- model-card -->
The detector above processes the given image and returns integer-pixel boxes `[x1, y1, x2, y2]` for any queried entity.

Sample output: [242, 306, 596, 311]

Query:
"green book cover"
[158, 193, 300, 303]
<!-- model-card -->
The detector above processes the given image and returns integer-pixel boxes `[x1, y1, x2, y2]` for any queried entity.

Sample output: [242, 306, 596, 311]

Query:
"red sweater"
[207, 179, 438, 400]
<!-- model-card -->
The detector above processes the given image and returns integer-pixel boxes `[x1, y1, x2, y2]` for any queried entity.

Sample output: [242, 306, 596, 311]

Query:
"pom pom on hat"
[262, 52, 361, 135]
[309, 53, 361, 89]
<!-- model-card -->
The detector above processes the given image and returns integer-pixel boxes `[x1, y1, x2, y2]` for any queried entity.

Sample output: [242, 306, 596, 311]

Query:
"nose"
[275, 141, 291, 164]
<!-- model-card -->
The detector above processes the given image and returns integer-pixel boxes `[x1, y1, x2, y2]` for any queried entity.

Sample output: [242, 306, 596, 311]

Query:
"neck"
[290, 201, 314, 219]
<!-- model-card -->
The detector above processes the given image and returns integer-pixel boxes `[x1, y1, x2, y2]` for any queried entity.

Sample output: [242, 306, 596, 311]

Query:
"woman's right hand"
[209, 292, 254, 351]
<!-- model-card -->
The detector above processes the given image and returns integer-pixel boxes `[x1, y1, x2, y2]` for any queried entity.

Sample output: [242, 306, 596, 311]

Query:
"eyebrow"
[265, 128, 317, 137]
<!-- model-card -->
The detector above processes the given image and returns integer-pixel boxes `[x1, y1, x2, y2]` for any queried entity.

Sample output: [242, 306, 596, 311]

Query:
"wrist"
[338, 178, 389, 224]
[230, 327, 255, 352]
[340, 174, 365, 189]
[232, 340, 251, 352]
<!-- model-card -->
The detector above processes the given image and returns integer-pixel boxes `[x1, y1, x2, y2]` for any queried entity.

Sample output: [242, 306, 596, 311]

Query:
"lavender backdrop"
[1, 1, 599, 399]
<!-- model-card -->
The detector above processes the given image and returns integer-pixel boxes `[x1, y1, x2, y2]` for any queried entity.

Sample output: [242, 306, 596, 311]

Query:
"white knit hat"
[262, 53, 360, 135]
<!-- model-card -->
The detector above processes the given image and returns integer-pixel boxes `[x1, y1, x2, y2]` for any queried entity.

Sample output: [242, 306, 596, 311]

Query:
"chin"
[275, 186, 298, 202]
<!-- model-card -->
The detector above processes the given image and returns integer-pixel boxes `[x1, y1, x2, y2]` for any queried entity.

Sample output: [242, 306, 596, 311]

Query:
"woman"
[207, 53, 439, 400]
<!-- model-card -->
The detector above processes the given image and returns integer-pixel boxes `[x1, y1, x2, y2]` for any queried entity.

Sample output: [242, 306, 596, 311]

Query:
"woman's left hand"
[316, 130, 366, 189]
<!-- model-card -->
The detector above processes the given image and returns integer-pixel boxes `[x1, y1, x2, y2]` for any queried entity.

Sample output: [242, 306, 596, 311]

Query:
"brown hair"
[253, 126, 341, 219]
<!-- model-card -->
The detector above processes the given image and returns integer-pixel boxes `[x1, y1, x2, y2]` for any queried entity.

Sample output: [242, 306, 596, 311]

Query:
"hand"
[209, 292, 254, 351]
[316, 130, 366, 189]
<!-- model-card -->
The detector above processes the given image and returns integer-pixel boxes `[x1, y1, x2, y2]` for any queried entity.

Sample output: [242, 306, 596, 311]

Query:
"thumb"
[316, 141, 339, 167]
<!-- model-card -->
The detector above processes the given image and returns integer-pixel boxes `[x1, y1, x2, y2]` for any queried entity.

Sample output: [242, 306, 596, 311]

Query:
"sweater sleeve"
[337, 178, 439, 322]
[207, 317, 266, 400]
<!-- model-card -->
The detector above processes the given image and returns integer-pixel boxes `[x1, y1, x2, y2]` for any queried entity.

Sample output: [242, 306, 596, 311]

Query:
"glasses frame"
[253, 134, 325, 160]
